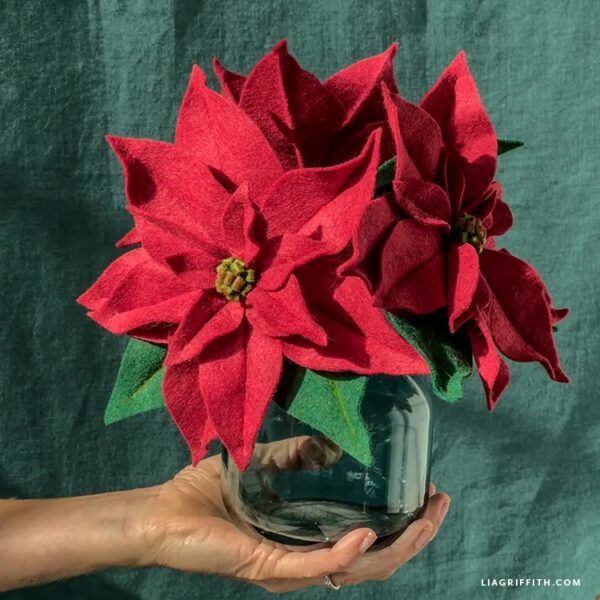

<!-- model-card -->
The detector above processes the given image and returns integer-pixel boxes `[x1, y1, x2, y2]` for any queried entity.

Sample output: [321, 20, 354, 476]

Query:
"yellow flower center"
[215, 257, 256, 301]
[456, 214, 487, 254]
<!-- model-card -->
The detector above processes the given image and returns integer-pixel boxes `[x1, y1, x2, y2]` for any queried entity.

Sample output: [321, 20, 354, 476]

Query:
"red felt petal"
[175, 65, 284, 194]
[420, 52, 497, 201]
[442, 152, 466, 219]
[115, 227, 140, 248]
[381, 82, 444, 181]
[393, 179, 452, 230]
[221, 182, 259, 264]
[257, 234, 336, 292]
[106, 135, 229, 256]
[376, 250, 447, 314]
[480, 250, 569, 383]
[375, 219, 443, 301]
[283, 259, 429, 375]
[261, 128, 381, 244]
[338, 194, 397, 291]
[163, 359, 216, 465]
[447, 242, 481, 332]
[199, 321, 283, 470]
[324, 43, 399, 130]
[239, 40, 343, 169]
[167, 298, 244, 366]
[246, 275, 327, 346]
[80, 249, 201, 336]
[212, 58, 246, 103]
[468, 316, 511, 410]
[484, 190, 513, 235]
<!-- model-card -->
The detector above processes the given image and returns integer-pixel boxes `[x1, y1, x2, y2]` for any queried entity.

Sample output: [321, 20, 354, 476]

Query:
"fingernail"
[359, 531, 377, 553]
[439, 500, 450, 521]
[415, 524, 433, 550]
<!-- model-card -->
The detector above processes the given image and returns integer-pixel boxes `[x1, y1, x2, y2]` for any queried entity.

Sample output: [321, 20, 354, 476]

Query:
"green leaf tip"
[497, 138, 524, 155]
[104, 339, 167, 425]
[386, 311, 472, 402]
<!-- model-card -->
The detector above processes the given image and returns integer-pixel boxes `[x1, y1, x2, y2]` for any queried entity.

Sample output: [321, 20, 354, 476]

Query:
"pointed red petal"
[221, 182, 260, 264]
[212, 58, 246, 103]
[79, 248, 201, 336]
[175, 65, 284, 194]
[480, 249, 569, 383]
[468, 316, 511, 410]
[261, 128, 381, 240]
[256, 234, 336, 291]
[376, 251, 447, 314]
[167, 298, 244, 366]
[447, 242, 481, 332]
[375, 219, 443, 302]
[239, 40, 343, 169]
[163, 359, 215, 465]
[115, 227, 140, 248]
[420, 52, 497, 201]
[338, 194, 397, 291]
[246, 275, 327, 346]
[106, 135, 229, 258]
[381, 82, 444, 182]
[283, 259, 429, 375]
[325, 43, 399, 130]
[393, 179, 452, 230]
[199, 322, 283, 470]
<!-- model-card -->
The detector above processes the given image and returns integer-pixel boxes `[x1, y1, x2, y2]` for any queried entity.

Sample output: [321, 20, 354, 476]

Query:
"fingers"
[366, 492, 450, 570]
[265, 527, 376, 580]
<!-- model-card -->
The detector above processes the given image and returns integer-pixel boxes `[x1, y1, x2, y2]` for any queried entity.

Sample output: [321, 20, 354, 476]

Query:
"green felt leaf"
[285, 368, 373, 466]
[386, 311, 472, 402]
[375, 156, 396, 192]
[497, 138, 524, 155]
[376, 138, 523, 194]
[104, 339, 167, 425]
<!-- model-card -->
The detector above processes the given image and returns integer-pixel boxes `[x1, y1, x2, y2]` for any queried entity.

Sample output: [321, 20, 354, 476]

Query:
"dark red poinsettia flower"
[213, 39, 400, 168]
[79, 65, 428, 469]
[341, 52, 568, 409]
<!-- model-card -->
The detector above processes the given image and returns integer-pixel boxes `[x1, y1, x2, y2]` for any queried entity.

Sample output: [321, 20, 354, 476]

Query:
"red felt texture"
[199, 322, 283, 470]
[341, 49, 568, 409]
[239, 40, 344, 169]
[80, 43, 569, 465]
[80, 50, 436, 468]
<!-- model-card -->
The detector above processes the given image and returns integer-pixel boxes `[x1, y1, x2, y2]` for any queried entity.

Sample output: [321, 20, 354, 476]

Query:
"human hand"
[137, 438, 450, 593]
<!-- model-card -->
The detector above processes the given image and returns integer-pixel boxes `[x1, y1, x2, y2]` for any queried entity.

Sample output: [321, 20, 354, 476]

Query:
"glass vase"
[221, 374, 432, 550]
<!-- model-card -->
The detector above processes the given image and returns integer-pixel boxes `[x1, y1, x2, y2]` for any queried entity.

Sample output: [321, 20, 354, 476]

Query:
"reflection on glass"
[222, 375, 432, 548]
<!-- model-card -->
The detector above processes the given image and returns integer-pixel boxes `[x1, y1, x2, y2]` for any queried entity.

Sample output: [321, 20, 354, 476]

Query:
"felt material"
[104, 339, 167, 425]
[287, 369, 372, 466]
[260, 128, 381, 238]
[212, 58, 246, 103]
[239, 40, 344, 169]
[1, 4, 593, 599]
[175, 65, 284, 196]
[79, 57, 429, 468]
[324, 43, 399, 131]
[497, 138, 524, 155]
[210, 43, 402, 168]
[420, 51, 497, 202]
[342, 50, 568, 410]
[163, 358, 216, 465]
[386, 311, 472, 402]
[284, 258, 429, 375]
[199, 322, 283, 470]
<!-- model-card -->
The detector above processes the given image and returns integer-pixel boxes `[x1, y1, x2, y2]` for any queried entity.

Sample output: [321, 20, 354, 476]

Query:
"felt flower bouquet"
[79, 41, 568, 471]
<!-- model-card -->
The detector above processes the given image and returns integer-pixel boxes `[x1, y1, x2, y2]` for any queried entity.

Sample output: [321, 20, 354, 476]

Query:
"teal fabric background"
[1, 0, 598, 598]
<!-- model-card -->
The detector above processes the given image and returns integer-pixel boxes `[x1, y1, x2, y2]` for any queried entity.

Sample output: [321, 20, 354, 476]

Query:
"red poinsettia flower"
[213, 39, 400, 168]
[341, 52, 568, 409]
[79, 65, 428, 469]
